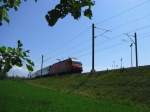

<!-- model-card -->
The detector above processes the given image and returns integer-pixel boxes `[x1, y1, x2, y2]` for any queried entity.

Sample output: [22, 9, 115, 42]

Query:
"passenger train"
[32, 58, 82, 78]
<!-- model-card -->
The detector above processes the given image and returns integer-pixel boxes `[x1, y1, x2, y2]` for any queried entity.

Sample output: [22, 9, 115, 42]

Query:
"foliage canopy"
[0, 40, 34, 74]
[0, 0, 94, 26]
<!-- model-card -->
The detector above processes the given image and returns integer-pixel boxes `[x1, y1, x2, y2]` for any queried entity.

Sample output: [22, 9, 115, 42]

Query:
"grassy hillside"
[27, 66, 150, 107]
[0, 66, 150, 112]
[1, 80, 149, 112]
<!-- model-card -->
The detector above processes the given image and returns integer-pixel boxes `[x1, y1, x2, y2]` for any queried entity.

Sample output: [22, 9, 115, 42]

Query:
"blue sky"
[1, 0, 150, 76]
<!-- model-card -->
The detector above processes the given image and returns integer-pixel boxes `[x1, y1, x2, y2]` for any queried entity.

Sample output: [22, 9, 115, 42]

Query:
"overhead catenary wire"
[35, 0, 150, 65]
[95, 0, 150, 25]
[74, 42, 125, 60]
[96, 24, 150, 45]
[28, 0, 150, 73]
[43, 24, 150, 65]
[34, 2, 149, 71]
[43, 25, 113, 64]
[140, 33, 150, 39]
[110, 13, 150, 31]
[128, 24, 150, 33]
[140, 32, 150, 37]
[35, 27, 91, 64]
[43, 35, 91, 63]
[96, 24, 150, 50]
[93, 14, 150, 45]
[36, 32, 149, 72]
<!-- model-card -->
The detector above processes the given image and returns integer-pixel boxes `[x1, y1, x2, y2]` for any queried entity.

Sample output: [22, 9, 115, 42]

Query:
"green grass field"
[0, 66, 150, 112]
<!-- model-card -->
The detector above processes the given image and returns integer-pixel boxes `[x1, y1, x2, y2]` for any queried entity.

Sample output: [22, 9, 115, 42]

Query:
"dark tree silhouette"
[0, 0, 94, 26]
[0, 40, 34, 75]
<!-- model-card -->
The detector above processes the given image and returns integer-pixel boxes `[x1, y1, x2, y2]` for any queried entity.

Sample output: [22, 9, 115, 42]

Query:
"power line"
[140, 32, 150, 37]
[139, 33, 150, 39]
[37, 33, 145, 71]
[68, 43, 91, 56]
[96, 42, 123, 54]
[43, 37, 91, 63]
[70, 38, 125, 59]
[43, 26, 104, 64]
[95, 0, 150, 25]
[75, 26, 149, 60]
[35, 0, 150, 66]
[96, 24, 150, 47]
[46, 32, 126, 62]
[111, 13, 150, 31]
[35, 27, 90, 64]
[77, 42, 125, 60]
[34, 0, 150, 69]
[95, 27, 112, 32]
[76, 51, 91, 58]
[123, 34, 134, 67]
[39, 25, 150, 70]
[89, 27, 150, 57]
[130, 24, 150, 33]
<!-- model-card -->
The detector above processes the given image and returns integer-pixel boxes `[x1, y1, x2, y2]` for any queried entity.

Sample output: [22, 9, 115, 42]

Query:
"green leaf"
[0, 46, 6, 53]
[13, 58, 22, 67]
[3, 63, 12, 72]
[7, 47, 13, 53]
[84, 8, 92, 19]
[0, 0, 94, 26]
[25, 50, 30, 53]
[0, 40, 34, 73]
[17, 40, 23, 48]
[16, 62, 23, 67]
[26, 64, 33, 71]
[26, 59, 34, 66]
[14, 6, 18, 11]
[3, 15, 9, 23]
[23, 52, 27, 57]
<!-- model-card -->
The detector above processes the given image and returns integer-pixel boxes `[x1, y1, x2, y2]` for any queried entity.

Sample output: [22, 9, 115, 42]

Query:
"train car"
[32, 58, 82, 78]
[49, 58, 82, 75]
[32, 66, 50, 78]
[31, 70, 41, 78]
[42, 66, 50, 76]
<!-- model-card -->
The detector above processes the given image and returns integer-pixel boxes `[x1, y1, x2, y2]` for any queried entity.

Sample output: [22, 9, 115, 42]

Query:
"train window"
[72, 61, 82, 65]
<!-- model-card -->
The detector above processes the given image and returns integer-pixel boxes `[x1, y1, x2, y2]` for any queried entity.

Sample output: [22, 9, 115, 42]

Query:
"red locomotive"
[49, 58, 82, 75]
[32, 58, 82, 77]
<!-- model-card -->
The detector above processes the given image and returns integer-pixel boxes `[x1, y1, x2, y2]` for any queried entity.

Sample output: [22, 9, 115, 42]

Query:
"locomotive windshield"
[73, 61, 82, 65]
[72, 60, 83, 72]
[72, 61, 82, 67]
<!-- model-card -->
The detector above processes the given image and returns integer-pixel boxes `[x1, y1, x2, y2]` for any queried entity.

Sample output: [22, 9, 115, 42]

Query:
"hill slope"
[1, 80, 149, 112]
[27, 66, 150, 107]
[0, 66, 150, 112]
